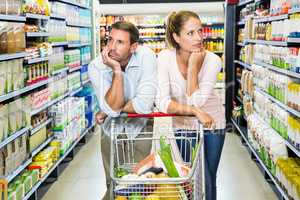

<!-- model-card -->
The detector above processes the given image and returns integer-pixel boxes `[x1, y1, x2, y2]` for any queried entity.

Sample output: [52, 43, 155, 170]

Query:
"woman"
[156, 11, 226, 200]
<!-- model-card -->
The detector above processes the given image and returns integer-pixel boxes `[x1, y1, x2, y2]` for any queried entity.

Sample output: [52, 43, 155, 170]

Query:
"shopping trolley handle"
[118, 112, 177, 118]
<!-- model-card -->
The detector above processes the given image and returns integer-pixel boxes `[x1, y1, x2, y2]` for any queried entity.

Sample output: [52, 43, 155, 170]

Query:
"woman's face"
[174, 17, 204, 52]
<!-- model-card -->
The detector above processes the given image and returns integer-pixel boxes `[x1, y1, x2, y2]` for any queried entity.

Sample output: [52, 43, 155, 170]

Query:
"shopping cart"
[109, 112, 205, 200]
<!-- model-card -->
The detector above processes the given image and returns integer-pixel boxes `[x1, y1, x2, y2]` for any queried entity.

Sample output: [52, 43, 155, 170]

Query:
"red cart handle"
[119, 112, 177, 118]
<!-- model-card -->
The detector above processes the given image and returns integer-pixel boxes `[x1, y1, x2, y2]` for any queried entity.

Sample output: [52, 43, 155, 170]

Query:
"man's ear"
[172, 32, 180, 44]
[130, 42, 138, 53]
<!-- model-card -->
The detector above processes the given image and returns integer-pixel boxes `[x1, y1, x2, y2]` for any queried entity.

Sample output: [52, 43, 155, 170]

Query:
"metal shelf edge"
[255, 86, 300, 118]
[231, 118, 289, 200]
[0, 127, 31, 149]
[30, 119, 53, 136]
[31, 136, 54, 157]
[6, 158, 33, 183]
[25, 13, 50, 20]
[52, 67, 69, 75]
[22, 124, 94, 200]
[0, 14, 26, 22]
[26, 57, 49, 64]
[254, 60, 300, 79]
[30, 93, 69, 116]
[0, 52, 28, 62]
[254, 113, 300, 158]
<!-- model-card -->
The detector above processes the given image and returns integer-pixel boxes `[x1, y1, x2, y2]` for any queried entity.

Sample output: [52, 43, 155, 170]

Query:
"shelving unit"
[22, 124, 94, 200]
[0, 52, 28, 62]
[0, 0, 95, 198]
[26, 32, 50, 37]
[227, 1, 300, 199]
[0, 14, 26, 22]
[0, 79, 50, 103]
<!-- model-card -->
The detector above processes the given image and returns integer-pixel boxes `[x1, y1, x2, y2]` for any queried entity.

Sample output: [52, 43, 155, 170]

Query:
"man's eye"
[187, 32, 193, 36]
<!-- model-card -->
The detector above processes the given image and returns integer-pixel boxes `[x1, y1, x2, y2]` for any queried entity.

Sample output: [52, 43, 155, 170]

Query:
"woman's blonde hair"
[166, 11, 200, 49]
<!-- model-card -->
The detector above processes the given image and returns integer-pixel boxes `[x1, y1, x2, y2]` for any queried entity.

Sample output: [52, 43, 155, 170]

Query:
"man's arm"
[122, 101, 136, 113]
[102, 47, 125, 112]
[105, 71, 125, 111]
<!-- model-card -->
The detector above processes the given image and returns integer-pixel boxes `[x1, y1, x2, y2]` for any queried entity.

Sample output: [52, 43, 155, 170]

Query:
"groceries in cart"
[113, 136, 201, 200]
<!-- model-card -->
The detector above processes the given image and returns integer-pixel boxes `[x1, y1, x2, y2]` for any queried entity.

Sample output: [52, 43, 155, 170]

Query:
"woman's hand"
[192, 107, 215, 129]
[188, 50, 206, 74]
[96, 112, 108, 125]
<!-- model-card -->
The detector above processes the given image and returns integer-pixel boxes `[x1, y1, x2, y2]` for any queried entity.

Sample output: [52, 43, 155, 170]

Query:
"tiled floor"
[42, 127, 277, 200]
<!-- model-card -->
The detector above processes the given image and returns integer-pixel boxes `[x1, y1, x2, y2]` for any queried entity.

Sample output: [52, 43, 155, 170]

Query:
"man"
[88, 21, 157, 200]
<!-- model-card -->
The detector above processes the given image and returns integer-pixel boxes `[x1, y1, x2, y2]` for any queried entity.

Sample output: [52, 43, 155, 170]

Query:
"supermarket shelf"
[51, 41, 68, 47]
[140, 36, 165, 40]
[30, 118, 53, 136]
[253, 14, 288, 23]
[68, 65, 81, 72]
[255, 86, 300, 118]
[231, 118, 289, 200]
[234, 60, 252, 70]
[0, 14, 26, 22]
[237, 0, 254, 6]
[52, 67, 69, 75]
[69, 87, 83, 96]
[31, 136, 54, 157]
[254, 60, 300, 79]
[30, 92, 69, 116]
[67, 43, 91, 48]
[26, 57, 49, 65]
[50, 14, 66, 20]
[0, 127, 31, 150]
[50, 0, 91, 9]
[0, 79, 50, 103]
[231, 118, 247, 137]
[26, 32, 50, 37]
[287, 37, 300, 43]
[6, 159, 33, 183]
[0, 52, 28, 62]
[203, 37, 224, 40]
[66, 22, 92, 28]
[137, 24, 165, 27]
[289, 7, 300, 14]
[25, 13, 50, 20]
[254, 113, 300, 158]
[82, 79, 90, 86]
[244, 39, 288, 46]
[22, 124, 94, 200]
[202, 22, 224, 26]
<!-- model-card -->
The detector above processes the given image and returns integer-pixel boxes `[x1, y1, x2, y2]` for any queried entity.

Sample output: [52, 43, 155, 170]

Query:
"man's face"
[106, 28, 133, 62]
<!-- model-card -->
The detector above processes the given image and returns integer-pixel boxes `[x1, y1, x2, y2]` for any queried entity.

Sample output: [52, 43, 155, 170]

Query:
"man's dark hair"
[111, 21, 139, 44]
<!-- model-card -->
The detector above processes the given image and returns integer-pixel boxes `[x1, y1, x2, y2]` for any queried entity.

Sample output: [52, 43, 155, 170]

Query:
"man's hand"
[188, 49, 206, 74]
[96, 112, 107, 125]
[102, 47, 121, 71]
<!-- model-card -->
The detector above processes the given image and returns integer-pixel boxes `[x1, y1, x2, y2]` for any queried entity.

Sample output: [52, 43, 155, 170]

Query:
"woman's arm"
[188, 53, 222, 107]
[186, 51, 206, 96]
[156, 51, 214, 128]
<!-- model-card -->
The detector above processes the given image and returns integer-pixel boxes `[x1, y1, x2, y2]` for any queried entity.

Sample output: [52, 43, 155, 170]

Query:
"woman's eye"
[187, 32, 193, 36]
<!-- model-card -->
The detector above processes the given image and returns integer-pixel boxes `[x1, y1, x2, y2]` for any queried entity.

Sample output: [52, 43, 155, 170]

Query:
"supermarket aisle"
[42, 130, 277, 200]
[217, 132, 277, 200]
[42, 126, 106, 200]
